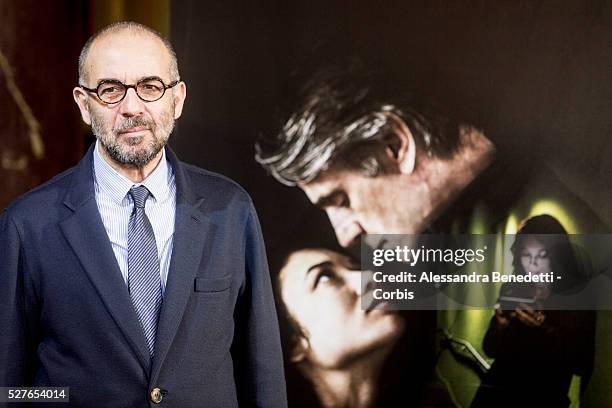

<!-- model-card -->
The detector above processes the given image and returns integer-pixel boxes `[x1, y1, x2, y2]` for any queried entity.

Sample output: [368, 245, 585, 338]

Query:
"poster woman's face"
[280, 249, 405, 368]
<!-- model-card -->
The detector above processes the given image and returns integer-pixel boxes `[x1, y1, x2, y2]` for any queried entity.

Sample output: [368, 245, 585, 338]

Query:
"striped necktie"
[127, 185, 162, 356]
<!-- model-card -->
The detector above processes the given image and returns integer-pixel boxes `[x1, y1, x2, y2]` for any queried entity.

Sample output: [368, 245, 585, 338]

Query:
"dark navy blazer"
[0, 145, 287, 407]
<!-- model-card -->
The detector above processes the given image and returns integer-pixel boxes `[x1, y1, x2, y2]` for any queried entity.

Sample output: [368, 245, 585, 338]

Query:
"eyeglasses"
[80, 76, 179, 104]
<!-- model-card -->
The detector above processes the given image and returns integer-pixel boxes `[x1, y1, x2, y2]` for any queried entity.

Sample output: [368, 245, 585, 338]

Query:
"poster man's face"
[299, 167, 432, 248]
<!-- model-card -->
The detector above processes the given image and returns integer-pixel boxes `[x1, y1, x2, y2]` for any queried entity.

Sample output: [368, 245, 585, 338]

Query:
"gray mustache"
[115, 116, 154, 133]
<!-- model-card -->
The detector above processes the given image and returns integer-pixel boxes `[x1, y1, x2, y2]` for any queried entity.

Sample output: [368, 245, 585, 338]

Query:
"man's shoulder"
[4, 165, 77, 219]
[177, 161, 253, 207]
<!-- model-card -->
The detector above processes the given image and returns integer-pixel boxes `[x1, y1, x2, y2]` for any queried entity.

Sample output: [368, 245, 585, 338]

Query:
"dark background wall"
[0, 0, 88, 208]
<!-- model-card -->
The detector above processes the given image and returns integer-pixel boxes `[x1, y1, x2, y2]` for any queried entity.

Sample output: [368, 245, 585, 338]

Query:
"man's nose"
[326, 208, 362, 248]
[118, 88, 145, 116]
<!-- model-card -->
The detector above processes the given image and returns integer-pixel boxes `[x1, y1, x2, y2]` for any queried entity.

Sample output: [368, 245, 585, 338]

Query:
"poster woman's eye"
[314, 268, 336, 289]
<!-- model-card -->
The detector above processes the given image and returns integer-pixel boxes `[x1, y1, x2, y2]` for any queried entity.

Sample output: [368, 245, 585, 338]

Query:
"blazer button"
[150, 388, 163, 404]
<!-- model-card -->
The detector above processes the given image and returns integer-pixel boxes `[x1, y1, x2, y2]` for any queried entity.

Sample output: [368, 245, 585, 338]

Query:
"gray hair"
[255, 71, 459, 186]
[78, 21, 180, 85]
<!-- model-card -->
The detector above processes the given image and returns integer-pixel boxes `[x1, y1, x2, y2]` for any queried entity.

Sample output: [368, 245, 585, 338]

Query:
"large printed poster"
[171, 2, 612, 406]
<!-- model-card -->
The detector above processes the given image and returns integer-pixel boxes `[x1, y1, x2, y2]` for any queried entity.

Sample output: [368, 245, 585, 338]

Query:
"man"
[256, 70, 498, 248]
[256, 70, 607, 242]
[256, 69, 609, 406]
[0, 22, 286, 407]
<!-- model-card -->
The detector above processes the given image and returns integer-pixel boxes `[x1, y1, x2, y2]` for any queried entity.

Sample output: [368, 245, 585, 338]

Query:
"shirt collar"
[93, 140, 172, 204]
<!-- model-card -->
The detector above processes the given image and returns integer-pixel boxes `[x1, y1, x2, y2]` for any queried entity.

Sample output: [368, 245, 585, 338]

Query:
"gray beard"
[91, 111, 174, 169]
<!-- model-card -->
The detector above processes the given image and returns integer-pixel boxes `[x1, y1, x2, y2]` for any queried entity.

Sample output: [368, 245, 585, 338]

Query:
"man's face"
[74, 31, 186, 167]
[280, 249, 404, 368]
[299, 167, 432, 248]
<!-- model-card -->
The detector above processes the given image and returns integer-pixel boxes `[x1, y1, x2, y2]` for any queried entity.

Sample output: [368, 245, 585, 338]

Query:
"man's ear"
[289, 336, 309, 363]
[384, 114, 416, 175]
[73, 87, 92, 125]
[172, 81, 187, 119]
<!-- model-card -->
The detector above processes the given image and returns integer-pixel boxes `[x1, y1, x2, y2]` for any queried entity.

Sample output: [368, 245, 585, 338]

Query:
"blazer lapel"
[150, 147, 214, 383]
[59, 145, 151, 374]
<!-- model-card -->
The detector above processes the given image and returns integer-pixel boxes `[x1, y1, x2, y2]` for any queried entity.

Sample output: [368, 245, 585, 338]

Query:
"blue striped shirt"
[93, 141, 176, 295]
